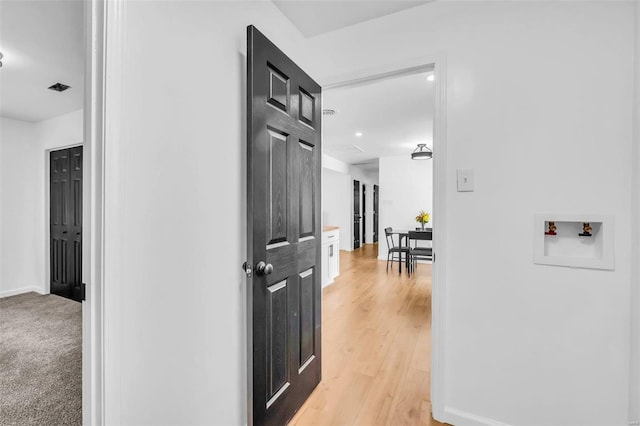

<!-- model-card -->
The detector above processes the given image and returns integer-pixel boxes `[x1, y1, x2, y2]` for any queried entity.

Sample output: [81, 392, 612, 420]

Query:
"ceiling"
[323, 71, 435, 168]
[0, 0, 431, 125]
[0, 1, 84, 122]
[273, 0, 432, 38]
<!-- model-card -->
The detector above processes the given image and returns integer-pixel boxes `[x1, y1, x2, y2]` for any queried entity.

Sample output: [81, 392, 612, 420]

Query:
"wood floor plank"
[289, 244, 448, 426]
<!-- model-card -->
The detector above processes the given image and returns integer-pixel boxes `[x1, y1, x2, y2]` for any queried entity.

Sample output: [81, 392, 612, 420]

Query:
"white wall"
[377, 155, 432, 262]
[100, 1, 636, 425]
[322, 167, 352, 251]
[307, 2, 634, 426]
[102, 3, 310, 425]
[0, 110, 83, 298]
[0, 118, 40, 297]
[36, 109, 83, 151]
[322, 152, 350, 175]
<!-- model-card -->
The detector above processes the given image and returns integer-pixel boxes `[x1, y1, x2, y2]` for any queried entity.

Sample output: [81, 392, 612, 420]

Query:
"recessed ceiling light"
[355, 132, 363, 137]
[427, 74, 435, 82]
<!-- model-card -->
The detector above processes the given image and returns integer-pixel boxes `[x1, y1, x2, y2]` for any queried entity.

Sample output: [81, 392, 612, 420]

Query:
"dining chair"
[407, 230, 433, 276]
[384, 227, 409, 274]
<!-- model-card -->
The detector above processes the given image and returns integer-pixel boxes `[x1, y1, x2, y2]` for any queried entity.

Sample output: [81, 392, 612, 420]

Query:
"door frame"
[323, 54, 448, 421]
[80, 0, 121, 424]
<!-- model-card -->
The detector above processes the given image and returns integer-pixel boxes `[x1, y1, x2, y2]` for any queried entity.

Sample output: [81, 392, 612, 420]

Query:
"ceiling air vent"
[48, 83, 71, 92]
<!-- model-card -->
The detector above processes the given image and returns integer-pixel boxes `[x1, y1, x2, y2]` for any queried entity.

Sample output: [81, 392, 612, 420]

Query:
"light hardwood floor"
[289, 244, 447, 426]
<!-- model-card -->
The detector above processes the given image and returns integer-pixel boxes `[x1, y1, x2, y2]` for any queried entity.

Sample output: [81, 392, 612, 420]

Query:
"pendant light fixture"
[411, 143, 432, 160]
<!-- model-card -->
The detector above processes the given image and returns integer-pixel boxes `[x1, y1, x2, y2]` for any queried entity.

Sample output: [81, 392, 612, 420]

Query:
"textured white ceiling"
[273, 0, 432, 38]
[0, 0, 84, 122]
[323, 71, 435, 166]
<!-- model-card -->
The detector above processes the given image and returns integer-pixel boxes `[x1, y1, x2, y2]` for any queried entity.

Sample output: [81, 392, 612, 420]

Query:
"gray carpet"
[0, 292, 81, 426]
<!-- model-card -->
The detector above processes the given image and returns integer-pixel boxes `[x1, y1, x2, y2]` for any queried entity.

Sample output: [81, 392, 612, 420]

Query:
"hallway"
[290, 244, 445, 425]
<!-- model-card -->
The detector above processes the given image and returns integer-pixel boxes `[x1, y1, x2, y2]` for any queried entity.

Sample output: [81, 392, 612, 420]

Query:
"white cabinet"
[322, 228, 340, 287]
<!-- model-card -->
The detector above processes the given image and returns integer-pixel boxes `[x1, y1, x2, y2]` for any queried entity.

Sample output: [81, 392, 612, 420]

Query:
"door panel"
[267, 130, 289, 246]
[298, 88, 315, 127]
[298, 268, 314, 368]
[266, 279, 289, 405]
[248, 26, 322, 426]
[298, 142, 314, 239]
[268, 65, 290, 112]
[50, 146, 82, 302]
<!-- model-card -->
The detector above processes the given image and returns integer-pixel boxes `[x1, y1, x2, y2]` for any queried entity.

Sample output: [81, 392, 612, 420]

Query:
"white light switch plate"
[457, 169, 474, 192]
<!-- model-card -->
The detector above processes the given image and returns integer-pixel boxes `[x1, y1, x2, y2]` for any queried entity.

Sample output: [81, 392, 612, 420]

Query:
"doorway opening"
[322, 66, 436, 263]
[0, 0, 106, 423]
[310, 60, 447, 424]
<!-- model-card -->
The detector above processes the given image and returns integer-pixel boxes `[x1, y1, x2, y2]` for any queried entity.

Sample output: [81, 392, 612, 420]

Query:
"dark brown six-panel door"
[373, 184, 379, 243]
[362, 184, 366, 244]
[50, 146, 83, 302]
[247, 26, 322, 426]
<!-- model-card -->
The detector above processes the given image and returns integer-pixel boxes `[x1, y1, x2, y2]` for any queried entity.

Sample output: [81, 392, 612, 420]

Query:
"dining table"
[388, 228, 432, 272]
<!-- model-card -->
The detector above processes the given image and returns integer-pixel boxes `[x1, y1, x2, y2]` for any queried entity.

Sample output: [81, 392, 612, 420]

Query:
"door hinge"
[81, 283, 86, 301]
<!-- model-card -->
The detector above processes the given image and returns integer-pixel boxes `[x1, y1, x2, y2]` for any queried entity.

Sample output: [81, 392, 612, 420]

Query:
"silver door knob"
[256, 261, 274, 276]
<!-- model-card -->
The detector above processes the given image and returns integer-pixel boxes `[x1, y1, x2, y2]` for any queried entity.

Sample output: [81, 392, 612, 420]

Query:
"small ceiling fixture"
[427, 74, 435, 82]
[48, 83, 71, 92]
[411, 144, 432, 160]
[322, 108, 336, 116]
[0, 52, 3, 68]
[355, 132, 363, 137]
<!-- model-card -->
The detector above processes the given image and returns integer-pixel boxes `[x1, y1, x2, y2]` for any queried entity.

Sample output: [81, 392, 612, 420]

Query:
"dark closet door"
[247, 26, 322, 426]
[362, 184, 366, 244]
[50, 146, 83, 302]
[353, 180, 361, 249]
[373, 184, 379, 243]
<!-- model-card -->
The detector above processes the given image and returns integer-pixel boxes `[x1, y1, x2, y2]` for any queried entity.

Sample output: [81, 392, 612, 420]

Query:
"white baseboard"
[444, 408, 512, 426]
[0, 286, 44, 298]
